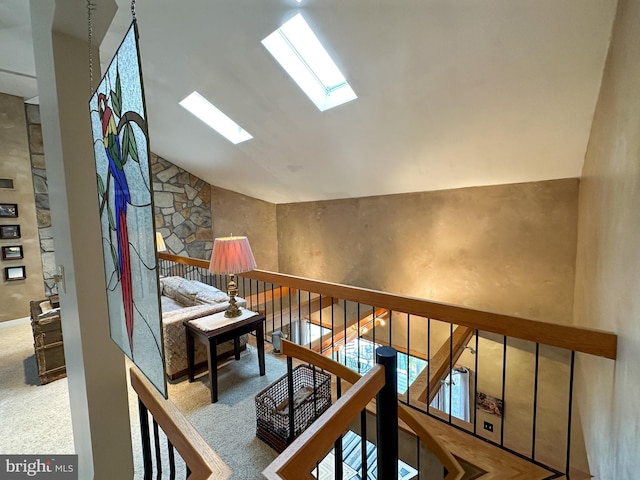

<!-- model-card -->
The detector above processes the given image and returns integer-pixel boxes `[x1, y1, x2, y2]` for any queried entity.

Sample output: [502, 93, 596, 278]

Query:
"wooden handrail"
[397, 404, 464, 480]
[245, 286, 296, 308]
[263, 364, 386, 479]
[281, 339, 362, 384]
[263, 340, 464, 480]
[159, 252, 617, 359]
[160, 252, 210, 269]
[129, 367, 231, 480]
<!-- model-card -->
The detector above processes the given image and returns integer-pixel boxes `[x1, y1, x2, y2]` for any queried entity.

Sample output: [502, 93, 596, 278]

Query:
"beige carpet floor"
[0, 319, 480, 479]
[0, 319, 285, 479]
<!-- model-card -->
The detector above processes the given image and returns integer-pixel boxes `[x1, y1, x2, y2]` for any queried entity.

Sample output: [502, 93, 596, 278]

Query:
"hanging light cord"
[131, 0, 137, 22]
[87, 0, 96, 95]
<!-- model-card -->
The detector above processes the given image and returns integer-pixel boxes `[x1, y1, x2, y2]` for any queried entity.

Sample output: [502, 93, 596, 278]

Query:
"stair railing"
[130, 366, 231, 480]
[262, 340, 464, 480]
[158, 252, 618, 476]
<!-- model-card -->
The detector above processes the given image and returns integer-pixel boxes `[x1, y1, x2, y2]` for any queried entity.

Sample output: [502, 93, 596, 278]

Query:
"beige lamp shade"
[155, 232, 167, 252]
[209, 236, 257, 274]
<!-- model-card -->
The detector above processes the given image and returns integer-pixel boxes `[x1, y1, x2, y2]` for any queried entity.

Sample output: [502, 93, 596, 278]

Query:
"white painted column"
[30, 1, 134, 478]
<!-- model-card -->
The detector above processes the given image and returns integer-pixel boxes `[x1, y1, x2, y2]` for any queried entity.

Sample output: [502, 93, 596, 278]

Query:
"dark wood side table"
[184, 309, 265, 403]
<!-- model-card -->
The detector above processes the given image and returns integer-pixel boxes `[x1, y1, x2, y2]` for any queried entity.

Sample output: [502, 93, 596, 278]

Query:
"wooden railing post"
[376, 346, 398, 480]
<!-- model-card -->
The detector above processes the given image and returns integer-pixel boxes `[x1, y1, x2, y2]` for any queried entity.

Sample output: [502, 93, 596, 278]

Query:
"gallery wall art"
[0, 203, 18, 218]
[0, 225, 20, 239]
[2, 246, 23, 260]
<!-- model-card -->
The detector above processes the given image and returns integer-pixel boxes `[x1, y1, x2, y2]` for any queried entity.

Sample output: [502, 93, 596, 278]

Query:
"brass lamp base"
[224, 274, 242, 318]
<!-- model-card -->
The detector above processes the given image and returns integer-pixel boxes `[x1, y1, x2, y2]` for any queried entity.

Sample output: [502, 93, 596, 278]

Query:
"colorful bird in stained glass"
[98, 92, 134, 353]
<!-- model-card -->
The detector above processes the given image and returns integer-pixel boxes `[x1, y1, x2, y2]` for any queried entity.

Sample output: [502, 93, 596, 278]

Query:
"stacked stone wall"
[26, 104, 57, 296]
[151, 154, 213, 260]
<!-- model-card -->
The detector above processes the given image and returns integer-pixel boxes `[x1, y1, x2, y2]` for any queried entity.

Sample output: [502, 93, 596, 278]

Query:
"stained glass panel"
[89, 21, 166, 396]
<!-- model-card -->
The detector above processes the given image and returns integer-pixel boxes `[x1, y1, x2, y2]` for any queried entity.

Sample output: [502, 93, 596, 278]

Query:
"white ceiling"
[1, 0, 617, 204]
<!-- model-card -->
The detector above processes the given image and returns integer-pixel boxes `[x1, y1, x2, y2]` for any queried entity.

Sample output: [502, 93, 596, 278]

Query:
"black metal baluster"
[357, 303, 362, 372]
[360, 409, 368, 480]
[167, 438, 176, 480]
[335, 432, 344, 480]
[271, 283, 276, 331]
[343, 300, 347, 364]
[448, 322, 453, 423]
[565, 351, 576, 476]
[307, 291, 312, 348]
[500, 336, 507, 446]
[336, 379, 344, 478]
[532, 342, 540, 460]
[372, 305, 376, 347]
[138, 399, 152, 480]
[266, 282, 274, 334]
[279, 285, 284, 333]
[473, 331, 479, 436]
[297, 289, 302, 344]
[287, 356, 295, 445]
[382, 310, 393, 347]
[318, 295, 323, 352]
[288, 286, 292, 339]
[153, 419, 162, 479]
[406, 313, 410, 405]
[427, 318, 431, 410]
[331, 297, 335, 357]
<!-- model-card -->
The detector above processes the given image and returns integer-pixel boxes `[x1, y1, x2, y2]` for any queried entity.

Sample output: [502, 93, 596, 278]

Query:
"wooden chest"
[30, 299, 66, 384]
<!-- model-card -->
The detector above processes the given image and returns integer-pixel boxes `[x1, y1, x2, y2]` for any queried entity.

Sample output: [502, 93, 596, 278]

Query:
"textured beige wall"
[573, 0, 639, 477]
[211, 186, 278, 271]
[278, 179, 578, 323]
[0, 93, 45, 321]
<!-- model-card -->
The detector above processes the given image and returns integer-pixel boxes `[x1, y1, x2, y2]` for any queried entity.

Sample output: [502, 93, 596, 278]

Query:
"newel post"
[376, 346, 398, 480]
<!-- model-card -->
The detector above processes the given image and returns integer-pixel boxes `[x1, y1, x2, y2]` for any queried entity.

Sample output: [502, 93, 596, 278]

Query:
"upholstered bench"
[160, 276, 247, 379]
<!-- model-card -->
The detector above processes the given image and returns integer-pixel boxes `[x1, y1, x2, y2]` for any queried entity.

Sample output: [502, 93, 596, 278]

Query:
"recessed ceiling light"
[262, 13, 357, 112]
[179, 92, 253, 144]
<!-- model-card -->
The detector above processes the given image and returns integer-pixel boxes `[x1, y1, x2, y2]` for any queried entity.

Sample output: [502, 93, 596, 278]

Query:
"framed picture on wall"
[0, 203, 18, 218]
[1, 246, 23, 260]
[476, 392, 504, 417]
[0, 178, 15, 190]
[0, 225, 20, 239]
[4, 266, 26, 281]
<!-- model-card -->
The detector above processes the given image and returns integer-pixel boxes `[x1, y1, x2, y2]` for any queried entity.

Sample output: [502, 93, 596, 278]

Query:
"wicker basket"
[255, 364, 332, 452]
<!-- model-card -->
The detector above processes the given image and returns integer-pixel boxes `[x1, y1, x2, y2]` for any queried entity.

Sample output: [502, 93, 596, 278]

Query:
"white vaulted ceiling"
[0, 0, 617, 203]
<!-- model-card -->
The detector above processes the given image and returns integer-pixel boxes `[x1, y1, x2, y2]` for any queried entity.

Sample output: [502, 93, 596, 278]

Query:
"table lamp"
[209, 235, 257, 317]
[155, 232, 167, 252]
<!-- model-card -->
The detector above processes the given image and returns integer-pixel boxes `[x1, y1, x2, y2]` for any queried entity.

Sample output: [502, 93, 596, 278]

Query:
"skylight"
[262, 13, 357, 112]
[179, 92, 253, 144]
